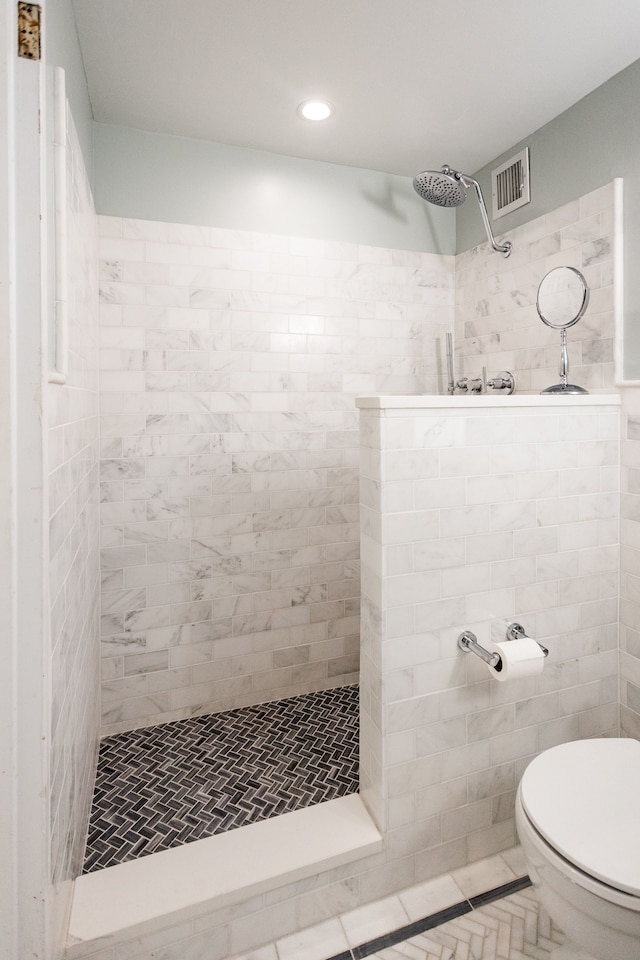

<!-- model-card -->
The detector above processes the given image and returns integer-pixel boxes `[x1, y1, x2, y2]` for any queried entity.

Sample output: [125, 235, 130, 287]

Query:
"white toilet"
[515, 738, 640, 960]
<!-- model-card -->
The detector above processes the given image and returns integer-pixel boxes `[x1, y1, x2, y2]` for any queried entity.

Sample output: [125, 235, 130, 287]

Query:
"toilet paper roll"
[484, 636, 545, 682]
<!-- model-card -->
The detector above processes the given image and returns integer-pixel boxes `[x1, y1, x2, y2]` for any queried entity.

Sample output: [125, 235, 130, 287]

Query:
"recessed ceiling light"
[297, 100, 335, 122]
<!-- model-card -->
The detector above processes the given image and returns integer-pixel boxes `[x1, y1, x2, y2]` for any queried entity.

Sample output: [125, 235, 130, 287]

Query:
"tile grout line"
[323, 875, 532, 960]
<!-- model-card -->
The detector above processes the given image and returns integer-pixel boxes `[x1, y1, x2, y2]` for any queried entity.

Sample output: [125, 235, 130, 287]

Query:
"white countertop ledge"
[356, 394, 621, 409]
[66, 794, 382, 953]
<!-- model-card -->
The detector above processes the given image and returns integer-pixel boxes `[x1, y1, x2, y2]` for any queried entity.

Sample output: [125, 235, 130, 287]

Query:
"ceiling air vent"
[491, 147, 530, 219]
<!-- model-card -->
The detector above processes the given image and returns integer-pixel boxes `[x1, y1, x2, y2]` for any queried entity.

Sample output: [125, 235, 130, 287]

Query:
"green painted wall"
[89, 45, 640, 372]
[457, 57, 640, 379]
[93, 123, 455, 254]
[46, 0, 94, 179]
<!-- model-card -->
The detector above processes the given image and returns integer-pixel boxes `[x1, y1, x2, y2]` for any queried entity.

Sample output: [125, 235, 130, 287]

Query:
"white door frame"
[0, 2, 50, 957]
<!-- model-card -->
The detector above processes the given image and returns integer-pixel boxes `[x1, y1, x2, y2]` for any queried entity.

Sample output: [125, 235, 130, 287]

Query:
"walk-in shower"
[413, 164, 512, 257]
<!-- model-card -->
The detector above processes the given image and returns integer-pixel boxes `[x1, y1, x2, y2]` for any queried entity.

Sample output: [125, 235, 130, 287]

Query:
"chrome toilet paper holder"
[457, 630, 500, 667]
[505, 621, 549, 657]
[458, 622, 549, 667]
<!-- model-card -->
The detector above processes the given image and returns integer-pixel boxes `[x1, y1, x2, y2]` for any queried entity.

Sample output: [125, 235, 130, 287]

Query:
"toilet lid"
[520, 738, 640, 896]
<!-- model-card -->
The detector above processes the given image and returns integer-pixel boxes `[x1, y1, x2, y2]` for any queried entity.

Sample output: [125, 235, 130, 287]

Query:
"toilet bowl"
[515, 738, 640, 960]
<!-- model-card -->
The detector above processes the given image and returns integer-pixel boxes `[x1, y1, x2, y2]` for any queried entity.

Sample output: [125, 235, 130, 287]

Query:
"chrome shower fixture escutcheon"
[486, 370, 516, 393]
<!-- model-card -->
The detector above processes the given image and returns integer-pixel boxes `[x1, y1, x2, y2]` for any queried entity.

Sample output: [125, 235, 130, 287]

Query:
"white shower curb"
[65, 794, 382, 955]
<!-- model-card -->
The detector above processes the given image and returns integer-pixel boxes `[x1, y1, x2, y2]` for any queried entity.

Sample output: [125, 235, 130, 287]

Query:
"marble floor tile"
[340, 894, 411, 948]
[228, 947, 278, 960]
[365, 887, 563, 959]
[398, 874, 466, 924]
[226, 861, 566, 960]
[500, 844, 528, 878]
[277, 918, 351, 960]
[450, 853, 518, 899]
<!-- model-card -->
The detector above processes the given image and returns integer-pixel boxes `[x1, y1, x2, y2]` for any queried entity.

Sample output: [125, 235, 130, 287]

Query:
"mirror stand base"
[540, 383, 589, 395]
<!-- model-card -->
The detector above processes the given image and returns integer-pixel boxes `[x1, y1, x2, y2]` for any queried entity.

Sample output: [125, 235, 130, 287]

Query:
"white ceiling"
[72, 0, 640, 178]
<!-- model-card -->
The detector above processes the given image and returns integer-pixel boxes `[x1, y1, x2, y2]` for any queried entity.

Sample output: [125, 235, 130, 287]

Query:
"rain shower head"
[413, 165, 467, 207]
[413, 164, 512, 257]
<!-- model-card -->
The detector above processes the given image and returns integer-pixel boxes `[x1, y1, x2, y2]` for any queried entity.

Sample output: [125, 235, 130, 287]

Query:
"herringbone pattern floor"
[83, 684, 359, 873]
[367, 888, 564, 959]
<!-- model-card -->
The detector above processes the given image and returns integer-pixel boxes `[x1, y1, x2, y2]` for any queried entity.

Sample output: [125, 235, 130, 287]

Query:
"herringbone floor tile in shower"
[83, 684, 359, 873]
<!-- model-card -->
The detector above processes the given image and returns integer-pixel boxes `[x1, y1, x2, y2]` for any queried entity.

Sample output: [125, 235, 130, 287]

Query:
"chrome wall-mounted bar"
[458, 623, 549, 668]
[506, 622, 549, 657]
[457, 630, 500, 667]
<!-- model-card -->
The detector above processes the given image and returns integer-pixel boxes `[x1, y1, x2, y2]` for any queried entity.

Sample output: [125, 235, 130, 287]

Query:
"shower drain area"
[83, 684, 359, 873]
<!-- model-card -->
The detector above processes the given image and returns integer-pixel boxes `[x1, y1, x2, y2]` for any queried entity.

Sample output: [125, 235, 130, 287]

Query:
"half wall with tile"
[358, 395, 620, 860]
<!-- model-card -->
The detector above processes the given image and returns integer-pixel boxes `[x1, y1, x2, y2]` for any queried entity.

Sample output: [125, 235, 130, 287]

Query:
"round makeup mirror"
[536, 266, 590, 394]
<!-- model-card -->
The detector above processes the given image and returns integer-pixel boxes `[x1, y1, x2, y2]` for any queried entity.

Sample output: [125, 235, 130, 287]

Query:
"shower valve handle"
[487, 370, 516, 394]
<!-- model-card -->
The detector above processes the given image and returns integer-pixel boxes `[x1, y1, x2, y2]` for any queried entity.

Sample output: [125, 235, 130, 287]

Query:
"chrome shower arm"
[413, 164, 513, 258]
[458, 173, 512, 258]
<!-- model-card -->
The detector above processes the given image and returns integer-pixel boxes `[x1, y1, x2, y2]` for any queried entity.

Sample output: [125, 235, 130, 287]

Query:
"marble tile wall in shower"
[455, 182, 616, 393]
[358, 398, 619, 870]
[47, 105, 100, 932]
[97, 217, 454, 734]
[620, 386, 640, 737]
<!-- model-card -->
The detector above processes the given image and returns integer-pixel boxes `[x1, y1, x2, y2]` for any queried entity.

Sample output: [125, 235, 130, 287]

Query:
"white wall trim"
[0, 8, 50, 959]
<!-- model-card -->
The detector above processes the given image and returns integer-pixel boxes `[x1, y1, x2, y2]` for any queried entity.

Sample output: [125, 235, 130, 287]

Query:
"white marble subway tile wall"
[97, 218, 454, 734]
[359, 400, 620, 875]
[455, 183, 615, 393]
[48, 108, 100, 930]
[620, 387, 640, 738]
